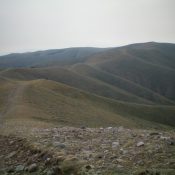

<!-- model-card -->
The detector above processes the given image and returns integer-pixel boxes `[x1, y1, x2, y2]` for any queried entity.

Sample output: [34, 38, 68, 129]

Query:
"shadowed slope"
[85, 42, 175, 101]
[0, 67, 154, 104]
[71, 63, 175, 105]
[0, 47, 108, 68]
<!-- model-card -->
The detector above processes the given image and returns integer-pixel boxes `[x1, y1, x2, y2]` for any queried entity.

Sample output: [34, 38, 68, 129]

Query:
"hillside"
[0, 67, 160, 104]
[0, 78, 175, 133]
[0, 42, 175, 130]
[85, 42, 175, 101]
[0, 47, 108, 68]
[0, 42, 175, 103]
[0, 42, 175, 175]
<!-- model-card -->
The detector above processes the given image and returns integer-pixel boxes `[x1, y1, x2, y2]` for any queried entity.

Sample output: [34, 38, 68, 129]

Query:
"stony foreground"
[0, 126, 175, 175]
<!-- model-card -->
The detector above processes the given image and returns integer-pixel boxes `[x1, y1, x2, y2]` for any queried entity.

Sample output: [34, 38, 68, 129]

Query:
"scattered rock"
[137, 141, 144, 147]
[1, 127, 174, 175]
[28, 163, 38, 172]
[7, 166, 15, 173]
[107, 127, 113, 130]
[117, 164, 123, 168]
[15, 165, 25, 172]
[116, 158, 125, 163]
[53, 142, 66, 149]
[118, 126, 124, 132]
[136, 160, 144, 166]
[85, 165, 93, 170]
[6, 151, 17, 159]
[45, 157, 51, 165]
[95, 153, 103, 159]
[47, 166, 62, 175]
[9, 140, 15, 145]
[160, 136, 170, 140]
[61, 157, 84, 174]
[47, 169, 54, 175]
[56, 155, 65, 162]
[149, 132, 160, 136]
[112, 141, 120, 149]
[166, 138, 175, 145]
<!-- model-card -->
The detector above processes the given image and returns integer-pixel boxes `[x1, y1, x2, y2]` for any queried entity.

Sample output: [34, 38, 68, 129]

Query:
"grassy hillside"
[0, 42, 175, 130]
[1, 42, 174, 103]
[0, 79, 175, 131]
[0, 47, 108, 68]
[0, 67, 154, 104]
[0, 77, 15, 111]
[126, 42, 175, 70]
[85, 43, 175, 102]
[71, 63, 174, 105]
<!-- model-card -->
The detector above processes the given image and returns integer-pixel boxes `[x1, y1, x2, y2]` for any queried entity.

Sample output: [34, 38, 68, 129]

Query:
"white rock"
[137, 141, 144, 147]
[160, 136, 170, 140]
[104, 150, 109, 153]
[116, 158, 124, 163]
[53, 142, 66, 148]
[117, 164, 124, 168]
[112, 141, 120, 149]
[118, 126, 124, 132]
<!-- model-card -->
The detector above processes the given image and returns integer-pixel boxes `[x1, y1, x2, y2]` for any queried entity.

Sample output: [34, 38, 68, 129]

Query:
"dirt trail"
[0, 82, 27, 128]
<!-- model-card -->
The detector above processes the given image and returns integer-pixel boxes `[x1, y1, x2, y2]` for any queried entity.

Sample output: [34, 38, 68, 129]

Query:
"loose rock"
[137, 141, 144, 147]
[53, 142, 66, 149]
[28, 163, 38, 172]
[15, 165, 25, 172]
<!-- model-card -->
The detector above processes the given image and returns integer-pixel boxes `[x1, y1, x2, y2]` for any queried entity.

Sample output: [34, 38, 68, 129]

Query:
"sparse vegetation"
[0, 43, 175, 174]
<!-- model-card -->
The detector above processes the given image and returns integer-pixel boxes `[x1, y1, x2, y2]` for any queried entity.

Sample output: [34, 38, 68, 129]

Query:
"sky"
[0, 0, 175, 55]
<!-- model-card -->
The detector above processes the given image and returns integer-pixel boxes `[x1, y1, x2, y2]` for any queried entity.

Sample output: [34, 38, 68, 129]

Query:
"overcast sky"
[0, 0, 175, 55]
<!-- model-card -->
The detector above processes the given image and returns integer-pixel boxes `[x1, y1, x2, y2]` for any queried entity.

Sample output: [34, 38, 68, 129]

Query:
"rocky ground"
[0, 126, 175, 175]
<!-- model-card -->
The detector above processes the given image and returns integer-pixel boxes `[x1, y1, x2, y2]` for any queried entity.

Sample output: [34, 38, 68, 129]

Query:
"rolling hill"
[0, 47, 108, 68]
[0, 42, 175, 130]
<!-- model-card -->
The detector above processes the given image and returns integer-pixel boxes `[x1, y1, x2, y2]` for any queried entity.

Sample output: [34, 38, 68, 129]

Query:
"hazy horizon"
[1, 41, 175, 56]
[0, 0, 175, 55]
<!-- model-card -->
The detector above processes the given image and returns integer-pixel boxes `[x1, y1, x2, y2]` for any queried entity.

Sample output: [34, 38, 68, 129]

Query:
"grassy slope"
[126, 42, 175, 70]
[71, 63, 174, 105]
[94, 55, 175, 101]
[0, 79, 137, 129]
[0, 42, 175, 130]
[84, 43, 175, 102]
[1, 42, 175, 104]
[0, 77, 15, 111]
[0, 67, 153, 104]
[1, 78, 175, 130]
[0, 47, 107, 68]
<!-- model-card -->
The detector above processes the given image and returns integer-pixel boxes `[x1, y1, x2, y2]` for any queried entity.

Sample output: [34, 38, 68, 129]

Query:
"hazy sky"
[0, 0, 175, 55]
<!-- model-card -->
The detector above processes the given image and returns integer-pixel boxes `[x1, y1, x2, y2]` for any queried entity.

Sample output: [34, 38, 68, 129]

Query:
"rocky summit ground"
[0, 126, 175, 175]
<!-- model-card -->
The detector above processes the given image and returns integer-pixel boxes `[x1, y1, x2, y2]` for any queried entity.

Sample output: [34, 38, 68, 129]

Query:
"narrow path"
[0, 82, 27, 128]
